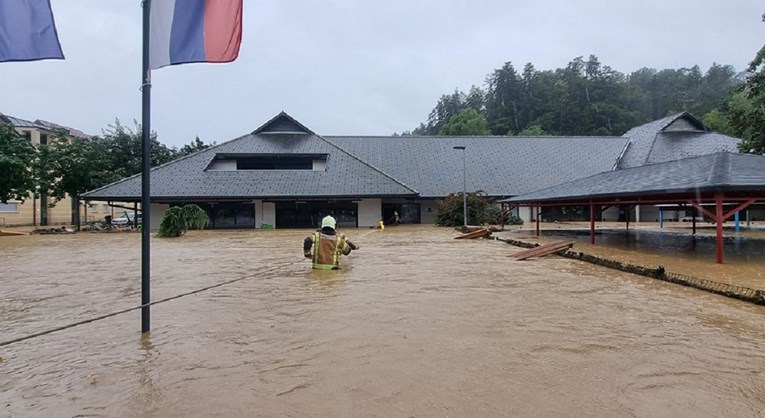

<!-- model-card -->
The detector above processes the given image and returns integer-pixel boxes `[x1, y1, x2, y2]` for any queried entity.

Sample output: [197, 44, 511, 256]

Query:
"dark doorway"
[382, 203, 421, 225]
[207, 202, 256, 229]
[276, 201, 358, 228]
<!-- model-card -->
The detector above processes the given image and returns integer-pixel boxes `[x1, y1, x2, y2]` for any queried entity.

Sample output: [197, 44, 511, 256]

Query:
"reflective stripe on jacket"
[310, 231, 350, 270]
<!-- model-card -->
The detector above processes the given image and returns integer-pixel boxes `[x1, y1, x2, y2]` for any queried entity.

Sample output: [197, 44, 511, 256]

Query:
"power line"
[0, 260, 300, 348]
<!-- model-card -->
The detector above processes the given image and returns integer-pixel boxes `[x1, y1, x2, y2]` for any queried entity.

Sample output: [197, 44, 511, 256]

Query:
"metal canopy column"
[691, 206, 697, 235]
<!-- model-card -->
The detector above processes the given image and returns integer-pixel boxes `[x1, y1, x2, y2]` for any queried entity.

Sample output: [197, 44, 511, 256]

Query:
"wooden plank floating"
[511, 240, 575, 260]
[454, 228, 491, 239]
[0, 230, 28, 236]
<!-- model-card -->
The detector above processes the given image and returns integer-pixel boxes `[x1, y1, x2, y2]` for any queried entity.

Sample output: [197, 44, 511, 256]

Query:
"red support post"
[715, 192, 724, 264]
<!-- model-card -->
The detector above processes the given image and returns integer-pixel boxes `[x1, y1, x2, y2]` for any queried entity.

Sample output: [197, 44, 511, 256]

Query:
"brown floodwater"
[500, 223, 765, 290]
[2, 226, 765, 417]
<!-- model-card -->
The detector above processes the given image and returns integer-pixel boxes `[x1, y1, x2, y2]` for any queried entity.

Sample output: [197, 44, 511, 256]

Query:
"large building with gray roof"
[81, 111, 744, 229]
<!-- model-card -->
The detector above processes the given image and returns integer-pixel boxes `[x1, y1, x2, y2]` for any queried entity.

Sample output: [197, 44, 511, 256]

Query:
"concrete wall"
[636, 205, 658, 222]
[358, 198, 381, 228]
[420, 201, 438, 224]
[254, 200, 276, 228]
[149, 203, 170, 230]
[517, 206, 534, 222]
[0, 195, 125, 227]
[601, 206, 619, 221]
[208, 160, 236, 170]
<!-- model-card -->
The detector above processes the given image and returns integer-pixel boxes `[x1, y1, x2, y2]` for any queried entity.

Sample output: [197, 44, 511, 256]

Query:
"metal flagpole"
[140, 0, 152, 333]
[453, 146, 467, 227]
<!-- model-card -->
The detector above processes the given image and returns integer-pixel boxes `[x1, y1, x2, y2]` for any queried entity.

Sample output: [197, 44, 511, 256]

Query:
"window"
[0, 202, 19, 212]
[208, 154, 328, 171]
[237, 156, 316, 170]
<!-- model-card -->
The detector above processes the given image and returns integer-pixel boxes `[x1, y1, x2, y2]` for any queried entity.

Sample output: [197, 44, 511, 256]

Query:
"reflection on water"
[503, 225, 765, 290]
[528, 227, 765, 262]
[2, 226, 765, 417]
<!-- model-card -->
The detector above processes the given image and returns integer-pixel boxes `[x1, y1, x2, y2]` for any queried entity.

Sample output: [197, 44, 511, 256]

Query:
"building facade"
[81, 111, 746, 230]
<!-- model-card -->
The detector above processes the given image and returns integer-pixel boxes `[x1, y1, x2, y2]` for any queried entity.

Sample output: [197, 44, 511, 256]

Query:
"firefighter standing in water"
[304, 215, 359, 269]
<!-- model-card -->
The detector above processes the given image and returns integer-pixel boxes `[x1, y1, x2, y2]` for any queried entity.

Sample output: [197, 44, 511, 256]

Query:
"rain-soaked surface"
[2, 225, 765, 417]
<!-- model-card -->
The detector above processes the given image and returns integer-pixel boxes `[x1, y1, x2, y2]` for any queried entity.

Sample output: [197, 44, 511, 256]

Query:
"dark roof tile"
[619, 112, 740, 168]
[83, 130, 417, 201]
[327, 135, 628, 198]
[503, 152, 765, 204]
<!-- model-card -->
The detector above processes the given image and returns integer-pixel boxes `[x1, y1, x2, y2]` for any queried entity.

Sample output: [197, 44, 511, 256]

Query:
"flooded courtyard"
[2, 225, 765, 417]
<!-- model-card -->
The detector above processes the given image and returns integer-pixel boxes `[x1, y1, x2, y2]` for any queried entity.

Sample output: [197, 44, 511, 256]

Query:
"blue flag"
[149, 0, 242, 70]
[0, 0, 64, 62]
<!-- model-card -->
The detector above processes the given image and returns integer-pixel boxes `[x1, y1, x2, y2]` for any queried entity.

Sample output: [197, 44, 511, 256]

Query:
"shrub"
[157, 204, 209, 237]
[435, 191, 500, 227]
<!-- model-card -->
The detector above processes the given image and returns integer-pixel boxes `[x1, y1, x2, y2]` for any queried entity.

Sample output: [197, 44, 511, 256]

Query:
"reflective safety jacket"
[307, 231, 351, 270]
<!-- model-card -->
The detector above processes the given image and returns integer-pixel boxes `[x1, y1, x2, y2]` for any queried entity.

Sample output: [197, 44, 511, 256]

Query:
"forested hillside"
[408, 55, 741, 137]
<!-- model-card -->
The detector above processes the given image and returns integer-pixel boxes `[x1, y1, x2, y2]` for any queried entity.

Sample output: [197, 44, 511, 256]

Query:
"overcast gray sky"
[1, 0, 763, 147]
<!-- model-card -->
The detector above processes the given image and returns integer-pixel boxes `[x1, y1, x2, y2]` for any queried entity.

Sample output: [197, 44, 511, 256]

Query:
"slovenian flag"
[149, 0, 242, 70]
[0, 0, 64, 63]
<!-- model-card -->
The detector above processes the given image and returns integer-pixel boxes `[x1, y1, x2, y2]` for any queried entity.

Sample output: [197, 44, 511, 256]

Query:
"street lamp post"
[453, 146, 467, 227]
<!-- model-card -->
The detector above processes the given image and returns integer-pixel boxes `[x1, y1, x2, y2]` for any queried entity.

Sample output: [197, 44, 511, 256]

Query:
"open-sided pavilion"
[500, 152, 765, 263]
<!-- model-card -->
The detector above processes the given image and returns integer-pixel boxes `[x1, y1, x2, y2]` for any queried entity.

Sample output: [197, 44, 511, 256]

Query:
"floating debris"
[29, 227, 74, 235]
[511, 240, 575, 260]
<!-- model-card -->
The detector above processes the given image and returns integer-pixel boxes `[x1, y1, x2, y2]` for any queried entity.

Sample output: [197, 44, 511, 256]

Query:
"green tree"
[702, 108, 731, 134]
[177, 136, 215, 157]
[415, 55, 741, 138]
[440, 109, 491, 135]
[0, 123, 36, 203]
[485, 61, 523, 134]
[101, 119, 178, 180]
[415, 88, 484, 135]
[30, 138, 57, 225]
[698, 63, 737, 113]
[731, 45, 765, 153]
[517, 124, 548, 136]
[725, 90, 755, 139]
[48, 137, 113, 229]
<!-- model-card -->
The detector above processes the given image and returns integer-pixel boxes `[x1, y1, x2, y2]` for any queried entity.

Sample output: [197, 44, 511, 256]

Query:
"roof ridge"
[252, 111, 315, 135]
[325, 135, 624, 139]
[657, 112, 688, 131]
[82, 133, 246, 197]
[709, 151, 732, 185]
